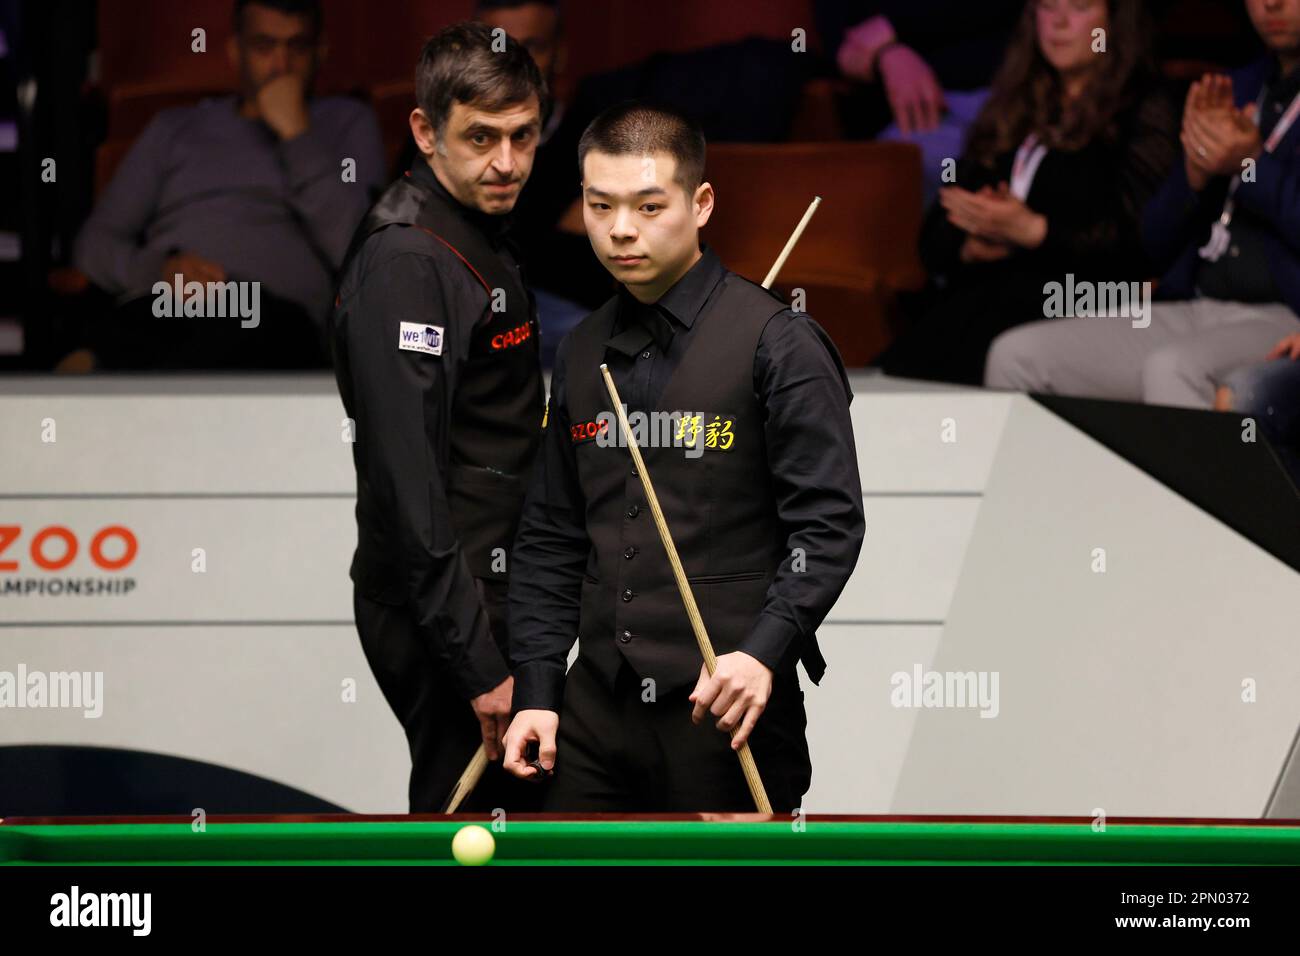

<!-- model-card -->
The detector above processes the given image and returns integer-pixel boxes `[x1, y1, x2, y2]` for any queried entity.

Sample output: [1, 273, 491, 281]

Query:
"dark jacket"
[1143, 57, 1300, 316]
[330, 159, 544, 699]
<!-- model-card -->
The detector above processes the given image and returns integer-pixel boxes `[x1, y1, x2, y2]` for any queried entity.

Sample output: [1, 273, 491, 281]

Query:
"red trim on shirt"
[415, 226, 493, 295]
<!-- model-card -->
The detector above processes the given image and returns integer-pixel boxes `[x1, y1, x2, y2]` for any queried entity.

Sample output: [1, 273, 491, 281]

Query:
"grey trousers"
[985, 299, 1300, 408]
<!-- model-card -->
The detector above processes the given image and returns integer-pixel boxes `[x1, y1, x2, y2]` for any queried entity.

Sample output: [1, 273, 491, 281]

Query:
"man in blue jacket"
[985, 0, 1300, 409]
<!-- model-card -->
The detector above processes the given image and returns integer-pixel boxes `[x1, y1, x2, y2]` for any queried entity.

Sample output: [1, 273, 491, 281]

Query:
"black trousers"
[92, 290, 327, 371]
[543, 655, 812, 814]
[353, 583, 545, 814]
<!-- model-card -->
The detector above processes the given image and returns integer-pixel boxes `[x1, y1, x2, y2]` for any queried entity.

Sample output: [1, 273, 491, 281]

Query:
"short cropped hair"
[415, 21, 547, 134]
[578, 102, 706, 196]
[233, 0, 323, 37]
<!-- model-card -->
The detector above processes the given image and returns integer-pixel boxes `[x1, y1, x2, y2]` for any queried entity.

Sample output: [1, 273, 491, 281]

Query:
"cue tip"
[599, 363, 608, 371]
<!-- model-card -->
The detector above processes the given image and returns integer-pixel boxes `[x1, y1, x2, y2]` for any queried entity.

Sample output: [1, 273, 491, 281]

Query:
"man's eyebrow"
[584, 185, 670, 199]
[464, 120, 539, 138]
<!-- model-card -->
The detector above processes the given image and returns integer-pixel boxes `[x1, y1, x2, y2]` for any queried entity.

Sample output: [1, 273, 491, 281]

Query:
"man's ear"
[410, 108, 438, 158]
[694, 181, 715, 228]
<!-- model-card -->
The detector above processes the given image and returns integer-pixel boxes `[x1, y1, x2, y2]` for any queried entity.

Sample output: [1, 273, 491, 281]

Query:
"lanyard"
[1009, 134, 1049, 201]
[1199, 85, 1300, 261]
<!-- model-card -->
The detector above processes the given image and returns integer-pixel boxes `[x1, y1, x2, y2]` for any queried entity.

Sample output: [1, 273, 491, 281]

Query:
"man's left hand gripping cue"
[689, 652, 773, 750]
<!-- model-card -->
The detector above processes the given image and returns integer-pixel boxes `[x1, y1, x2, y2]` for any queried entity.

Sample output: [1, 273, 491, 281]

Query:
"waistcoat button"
[623, 546, 637, 559]
[627, 504, 639, 518]
[619, 629, 632, 643]
[621, 588, 634, 602]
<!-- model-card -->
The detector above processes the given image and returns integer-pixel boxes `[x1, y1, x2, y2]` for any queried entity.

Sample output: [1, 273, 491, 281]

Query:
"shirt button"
[627, 504, 639, 518]
[619, 629, 633, 644]
[622, 588, 634, 602]
[623, 546, 637, 559]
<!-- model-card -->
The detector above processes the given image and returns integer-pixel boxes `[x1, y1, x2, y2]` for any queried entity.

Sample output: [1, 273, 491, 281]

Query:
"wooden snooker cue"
[591, 201, 822, 813]
[761, 196, 820, 289]
[440, 743, 488, 814]
[600, 366, 773, 814]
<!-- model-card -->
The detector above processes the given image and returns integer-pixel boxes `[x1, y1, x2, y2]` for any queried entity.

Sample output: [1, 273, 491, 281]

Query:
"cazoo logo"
[0, 525, 138, 572]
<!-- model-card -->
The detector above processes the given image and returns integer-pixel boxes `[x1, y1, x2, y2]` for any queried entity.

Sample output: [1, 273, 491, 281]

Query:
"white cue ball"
[452, 825, 495, 866]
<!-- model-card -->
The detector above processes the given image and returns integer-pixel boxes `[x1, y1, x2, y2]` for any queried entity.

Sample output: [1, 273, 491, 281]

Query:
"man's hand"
[161, 252, 226, 285]
[1181, 73, 1261, 190]
[470, 676, 514, 761]
[1266, 333, 1300, 360]
[255, 74, 310, 140]
[878, 44, 945, 134]
[836, 14, 897, 82]
[689, 652, 773, 750]
[939, 183, 1047, 249]
[502, 708, 559, 780]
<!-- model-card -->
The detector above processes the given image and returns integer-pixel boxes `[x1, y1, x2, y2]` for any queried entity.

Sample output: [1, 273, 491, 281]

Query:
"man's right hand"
[470, 676, 515, 761]
[162, 252, 227, 285]
[502, 709, 558, 780]
[878, 44, 945, 134]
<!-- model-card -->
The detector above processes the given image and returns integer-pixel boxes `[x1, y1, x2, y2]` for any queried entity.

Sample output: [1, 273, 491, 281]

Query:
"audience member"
[879, 0, 1177, 386]
[986, 0, 1300, 408]
[71, 0, 384, 370]
[1219, 331, 1300, 485]
[815, 0, 1022, 206]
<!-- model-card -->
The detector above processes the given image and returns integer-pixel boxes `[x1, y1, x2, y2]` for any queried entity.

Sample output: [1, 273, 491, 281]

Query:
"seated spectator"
[1218, 332, 1300, 485]
[878, 0, 1177, 386]
[986, 0, 1300, 408]
[71, 0, 384, 370]
[815, 0, 1022, 208]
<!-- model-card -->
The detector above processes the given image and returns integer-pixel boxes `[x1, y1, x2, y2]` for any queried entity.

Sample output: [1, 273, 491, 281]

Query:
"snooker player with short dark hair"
[502, 103, 866, 811]
[331, 23, 547, 813]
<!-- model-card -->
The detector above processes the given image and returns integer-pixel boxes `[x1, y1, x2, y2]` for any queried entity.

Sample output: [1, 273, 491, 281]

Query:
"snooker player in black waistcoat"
[329, 23, 548, 813]
[502, 103, 866, 812]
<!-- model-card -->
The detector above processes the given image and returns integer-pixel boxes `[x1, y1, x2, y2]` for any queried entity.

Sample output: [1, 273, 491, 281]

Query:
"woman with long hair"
[879, 0, 1178, 385]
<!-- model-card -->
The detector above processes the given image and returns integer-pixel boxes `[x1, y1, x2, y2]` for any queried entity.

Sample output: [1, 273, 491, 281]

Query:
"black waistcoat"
[563, 274, 818, 695]
[340, 172, 544, 580]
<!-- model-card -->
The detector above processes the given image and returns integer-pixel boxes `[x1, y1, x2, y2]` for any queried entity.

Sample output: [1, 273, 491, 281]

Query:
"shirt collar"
[406, 156, 512, 246]
[603, 245, 725, 358]
[655, 244, 725, 330]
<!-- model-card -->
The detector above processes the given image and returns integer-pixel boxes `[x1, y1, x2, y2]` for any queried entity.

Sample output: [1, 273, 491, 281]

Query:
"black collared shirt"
[508, 246, 866, 712]
[1196, 59, 1300, 303]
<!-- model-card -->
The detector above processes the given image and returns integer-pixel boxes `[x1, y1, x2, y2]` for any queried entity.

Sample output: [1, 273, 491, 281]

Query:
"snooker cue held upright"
[599, 365, 771, 813]
[762, 196, 820, 289]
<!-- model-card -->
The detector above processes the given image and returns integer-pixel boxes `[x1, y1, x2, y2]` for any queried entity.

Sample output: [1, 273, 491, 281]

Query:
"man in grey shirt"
[73, 0, 383, 369]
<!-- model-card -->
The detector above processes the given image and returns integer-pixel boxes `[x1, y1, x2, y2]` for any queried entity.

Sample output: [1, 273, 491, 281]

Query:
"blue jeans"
[1224, 357, 1300, 485]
